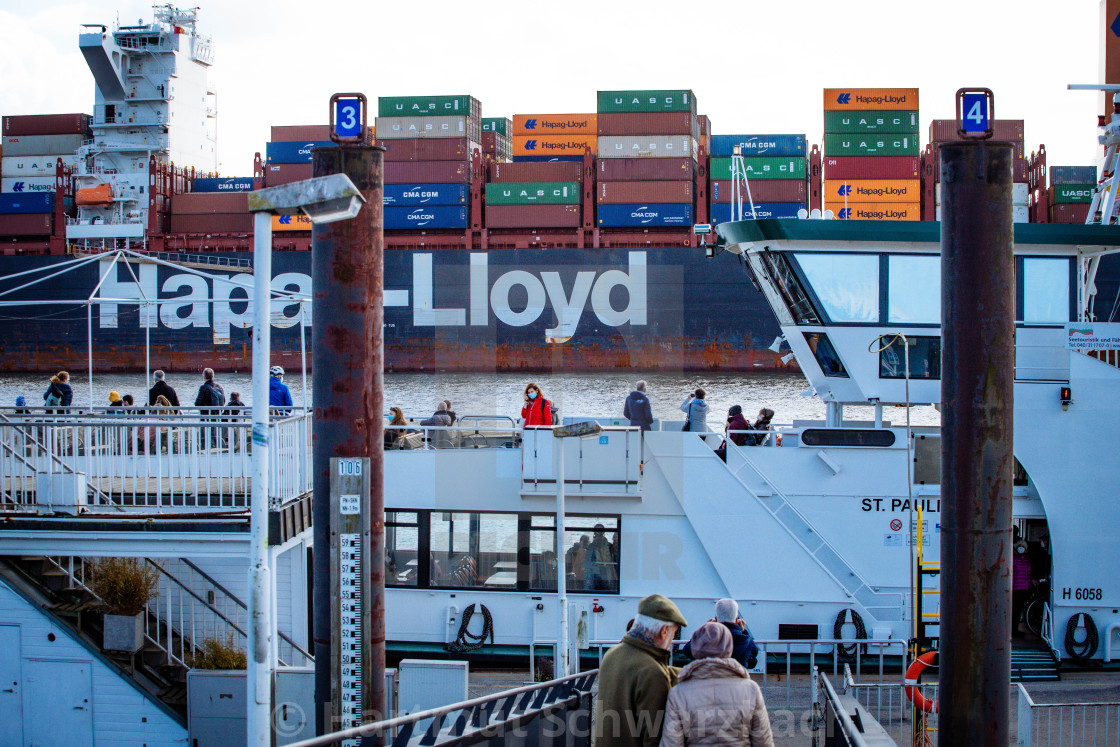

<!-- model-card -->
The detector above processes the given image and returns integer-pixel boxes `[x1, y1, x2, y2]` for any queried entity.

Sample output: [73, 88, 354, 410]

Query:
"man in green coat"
[593, 594, 688, 747]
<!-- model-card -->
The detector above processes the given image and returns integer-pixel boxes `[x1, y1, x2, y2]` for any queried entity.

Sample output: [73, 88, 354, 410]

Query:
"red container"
[1049, 203, 1091, 223]
[385, 161, 471, 184]
[266, 163, 314, 186]
[597, 180, 693, 204]
[930, 138, 1025, 160]
[0, 213, 51, 235]
[823, 156, 920, 180]
[490, 162, 582, 183]
[698, 114, 711, 153]
[596, 113, 699, 138]
[485, 204, 581, 229]
[172, 192, 249, 215]
[168, 213, 253, 233]
[270, 125, 332, 141]
[710, 179, 806, 203]
[926, 153, 1028, 182]
[2, 113, 90, 136]
[928, 119, 1024, 144]
[597, 157, 695, 181]
[376, 138, 475, 162]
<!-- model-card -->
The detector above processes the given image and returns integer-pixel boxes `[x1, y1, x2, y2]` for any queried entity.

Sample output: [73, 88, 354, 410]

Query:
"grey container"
[374, 115, 480, 140]
[1049, 166, 1097, 184]
[597, 135, 698, 159]
[1, 134, 86, 156]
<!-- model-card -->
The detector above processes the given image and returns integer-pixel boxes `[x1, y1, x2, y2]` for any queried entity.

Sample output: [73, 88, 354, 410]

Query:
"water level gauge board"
[331, 458, 371, 745]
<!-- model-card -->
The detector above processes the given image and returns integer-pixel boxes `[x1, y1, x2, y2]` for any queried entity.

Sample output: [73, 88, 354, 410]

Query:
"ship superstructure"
[69, 5, 215, 248]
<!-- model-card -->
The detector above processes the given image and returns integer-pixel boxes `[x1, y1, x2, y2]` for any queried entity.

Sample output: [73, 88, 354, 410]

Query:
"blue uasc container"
[709, 202, 804, 223]
[383, 183, 468, 207]
[192, 177, 255, 192]
[511, 155, 586, 163]
[265, 141, 335, 164]
[384, 205, 468, 229]
[597, 203, 693, 227]
[1049, 166, 1097, 185]
[709, 134, 807, 158]
[0, 193, 53, 214]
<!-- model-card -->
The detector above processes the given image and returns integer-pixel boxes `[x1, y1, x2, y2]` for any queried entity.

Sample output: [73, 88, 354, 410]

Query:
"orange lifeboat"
[76, 183, 113, 206]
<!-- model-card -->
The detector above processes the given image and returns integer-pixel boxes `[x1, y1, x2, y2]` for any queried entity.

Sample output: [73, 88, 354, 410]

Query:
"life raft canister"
[904, 650, 939, 714]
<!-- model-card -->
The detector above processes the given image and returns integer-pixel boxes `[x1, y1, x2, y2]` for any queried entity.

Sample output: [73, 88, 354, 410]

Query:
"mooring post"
[938, 139, 1015, 746]
[311, 144, 386, 740]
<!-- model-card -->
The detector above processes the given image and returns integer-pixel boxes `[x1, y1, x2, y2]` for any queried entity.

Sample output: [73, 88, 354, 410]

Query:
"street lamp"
[245, 174, 365, 746]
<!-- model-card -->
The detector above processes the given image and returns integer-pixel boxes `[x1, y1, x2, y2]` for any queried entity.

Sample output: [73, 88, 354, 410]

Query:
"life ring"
[904, 651, 939, 714]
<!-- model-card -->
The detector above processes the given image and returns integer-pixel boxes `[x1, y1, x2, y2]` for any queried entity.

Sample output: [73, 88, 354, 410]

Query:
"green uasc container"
[824, 133, 919, 157]
[709, 157, 806, 181]
[597, 90, 696, 114]
[824, 110, 919, 134]
[1052, 184, 1095, 204]
[482, 117, 511, 136]
[378, 95, 481, 119]
[485, 182, 581, 205]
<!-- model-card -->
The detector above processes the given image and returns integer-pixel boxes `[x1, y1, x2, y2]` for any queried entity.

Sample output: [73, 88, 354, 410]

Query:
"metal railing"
[153, 251, 253, 270]
[287, 669, 597, 747]
[819, 666, 899, 746]
[0, 409, 311, 512]
[1017, 683, 1120, 746]
[844, 665, 939, 746]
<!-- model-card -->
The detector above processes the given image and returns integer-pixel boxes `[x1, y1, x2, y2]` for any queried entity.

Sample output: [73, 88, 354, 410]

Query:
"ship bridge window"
[879, 335, 941, 379]
[1021, 258, 1072, 323]
[760, 251, 821, 325]
[888, 255, 940, 324]
[805, 332, 848, 378]
[794, 253, 878, 323]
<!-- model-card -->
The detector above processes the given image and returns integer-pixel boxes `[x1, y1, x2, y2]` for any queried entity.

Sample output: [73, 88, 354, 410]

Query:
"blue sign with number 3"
[335, 98, 362, 138]
[962, 93, 989, 134]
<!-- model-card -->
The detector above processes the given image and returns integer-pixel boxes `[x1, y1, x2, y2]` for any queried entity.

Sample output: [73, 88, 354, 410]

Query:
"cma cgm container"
[710, 180, 806, 203]
[1050, 166, 1097, 184]
[266, 141, 334, 164]
[823, 111, 919, 134]
[829, 203, 920, 221]
[383, 183, 468, 206]
[1, 155, 79, 177]
[192, 177, 255, 193]
[822, 134, 918, 157]
[374, 116, 480, 141]
[596, 113, 698, 138]
[378, 95, 481, 119]
[385, 161, 471, 184]
[709, 135, 807, 158]
[512, 114, 596, 135]
[709, 202, 803, 223]
[512, 135, 596, 158]
[597, 136, 698, 159]
[597, 203, 693, 227]
[2, 113, 91, 136]
[375, 138, 477, 162]
[485, 182, 581, 205]
[823, 88, 919, 111]
[709, 157, 806, 181]
[1, 134, 86, 156]
[597, 90, 696, 114]
[491, 162, 583, 183]
[384, 205, 468, 229]
[822, 156, 920, 180]
[0, 193, 53, 213]
[597, 158, 694, 181]
[597, 181, 693, 204]
[485, 204, 581, 228]
[822, 179, 922, 203]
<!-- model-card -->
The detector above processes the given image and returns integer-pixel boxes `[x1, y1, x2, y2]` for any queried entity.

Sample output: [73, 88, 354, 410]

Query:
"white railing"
[0, 409, 311, 512]
[844, 668, 939, 746]
[1017, 683, 1120, 746]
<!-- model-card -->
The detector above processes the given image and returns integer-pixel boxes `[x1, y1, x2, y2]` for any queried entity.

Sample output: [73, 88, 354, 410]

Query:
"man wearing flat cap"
[593, 593, 687, 747]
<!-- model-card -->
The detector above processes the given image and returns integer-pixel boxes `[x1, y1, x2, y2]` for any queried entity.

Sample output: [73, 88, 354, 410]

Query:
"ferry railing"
[285, 669, 598, 747]
[1016, 682, 1120, 746]
[1040, 602, 1062, 664]
[0, 408, 312, 512]
[818, 666, 900, 746]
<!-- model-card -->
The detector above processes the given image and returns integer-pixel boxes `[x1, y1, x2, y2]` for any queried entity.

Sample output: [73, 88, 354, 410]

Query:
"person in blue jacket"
[623, 380, 654, 431]
[682, 598, 759, 670]
[269, 366, 293, 416]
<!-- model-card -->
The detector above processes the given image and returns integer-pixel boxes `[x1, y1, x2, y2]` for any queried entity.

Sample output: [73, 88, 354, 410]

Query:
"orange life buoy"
[904, 651, 939, 713]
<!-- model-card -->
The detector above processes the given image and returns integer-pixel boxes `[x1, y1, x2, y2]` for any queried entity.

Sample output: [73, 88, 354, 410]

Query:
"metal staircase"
[1012, 640, 1061, 683]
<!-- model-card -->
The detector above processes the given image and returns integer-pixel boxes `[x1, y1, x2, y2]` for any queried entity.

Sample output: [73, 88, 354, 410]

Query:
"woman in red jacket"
[521, 382, 552, 427]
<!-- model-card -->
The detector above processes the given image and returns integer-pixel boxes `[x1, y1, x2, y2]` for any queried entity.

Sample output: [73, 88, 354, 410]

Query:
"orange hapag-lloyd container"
[823, 88, 919, 111]
[825, 201, 921, 221]
[512, 114, 596, 136]
[822, 179, 921, 203]
[272, 214, 312, 232]
[512, 134, 596, 157]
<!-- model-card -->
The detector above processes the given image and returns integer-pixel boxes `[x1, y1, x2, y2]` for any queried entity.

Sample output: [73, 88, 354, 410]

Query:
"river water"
[0, 370, 940, 427]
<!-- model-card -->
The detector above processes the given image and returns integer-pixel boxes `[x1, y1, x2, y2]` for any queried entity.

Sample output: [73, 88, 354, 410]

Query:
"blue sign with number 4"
[335, 98, 363, 138]
[962, 93, 989, 134]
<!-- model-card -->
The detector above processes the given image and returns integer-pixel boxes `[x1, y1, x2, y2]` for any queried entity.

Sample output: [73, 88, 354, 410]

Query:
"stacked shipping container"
[595, 90, 698, 227]
[0, 114, 88, 234]
[375, 95, 479, 229]
[1048, 165, 1097, 224]
[707, 134, 808, 222]
[928, 119, 1029, 222]
[821, 89, 921, 221]
[482, 118, 512, 162]
[512, 114, 596, 163]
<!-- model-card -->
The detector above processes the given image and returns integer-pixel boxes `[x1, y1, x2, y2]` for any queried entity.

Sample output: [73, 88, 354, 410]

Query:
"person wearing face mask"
[1012, 530, 1033, 638]
[521, 382, 553, 428]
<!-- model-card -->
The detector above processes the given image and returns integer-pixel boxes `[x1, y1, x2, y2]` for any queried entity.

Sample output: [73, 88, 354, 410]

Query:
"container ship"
[0, 6, 1116, 374]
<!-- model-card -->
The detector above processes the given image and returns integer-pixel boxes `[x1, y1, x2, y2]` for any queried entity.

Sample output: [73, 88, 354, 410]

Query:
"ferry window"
[528, 515, 620, 594]
[795, 253, 879, 323]
[760, 251, 821, 325]
[1022, 258, 1071, 323]
[805, 332, 849, 378]
[386, 511, 419, 588]
[801, 429, 897, 447]
[888, 256, 940, 324]
[879, 336, 941, 379]
[430, 512, 520, 590]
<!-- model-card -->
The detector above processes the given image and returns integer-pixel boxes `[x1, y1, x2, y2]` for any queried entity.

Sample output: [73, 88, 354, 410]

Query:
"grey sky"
[0, 1, 1105, 174]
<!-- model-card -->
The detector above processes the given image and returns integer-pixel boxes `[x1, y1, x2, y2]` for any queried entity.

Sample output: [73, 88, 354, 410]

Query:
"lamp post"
[245, 174, 365, 746]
